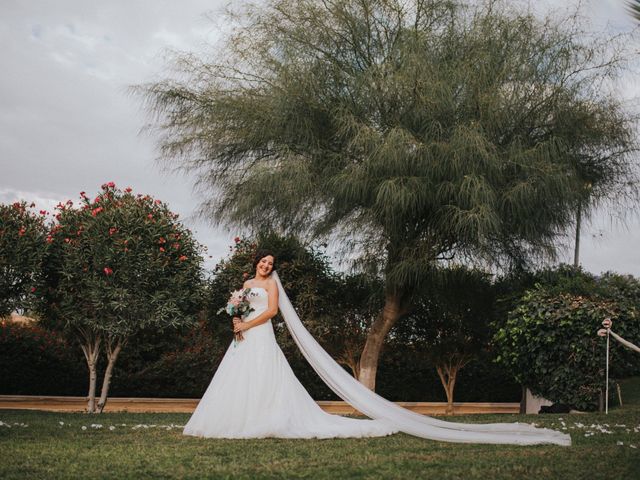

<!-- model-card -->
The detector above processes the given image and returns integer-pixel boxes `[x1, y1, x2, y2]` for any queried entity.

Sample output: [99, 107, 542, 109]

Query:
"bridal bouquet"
[218, 288, 255, 344]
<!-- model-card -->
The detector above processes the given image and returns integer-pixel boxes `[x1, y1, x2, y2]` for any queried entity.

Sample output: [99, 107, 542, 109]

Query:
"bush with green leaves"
[38, 183, 205, 412]
[0, 202, 47, 316]
[0, 320, 85, 395]
[493, 284, 639, 411]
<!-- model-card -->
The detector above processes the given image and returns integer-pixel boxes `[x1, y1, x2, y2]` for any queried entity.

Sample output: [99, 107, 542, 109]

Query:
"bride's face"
[256, 255, 274, 277]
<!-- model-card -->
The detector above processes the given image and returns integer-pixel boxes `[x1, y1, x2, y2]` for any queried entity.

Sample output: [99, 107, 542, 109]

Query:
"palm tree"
[627, 1, 640, 22]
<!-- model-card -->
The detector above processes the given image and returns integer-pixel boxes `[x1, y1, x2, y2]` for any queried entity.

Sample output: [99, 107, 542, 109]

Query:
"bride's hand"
[233, 321, 250, 333]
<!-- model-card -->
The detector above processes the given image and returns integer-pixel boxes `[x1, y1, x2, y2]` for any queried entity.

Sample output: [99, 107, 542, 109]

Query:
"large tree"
[140, 0, 638, 390]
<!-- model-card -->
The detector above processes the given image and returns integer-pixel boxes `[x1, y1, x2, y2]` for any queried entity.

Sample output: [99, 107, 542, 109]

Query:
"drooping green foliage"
[139, 0, 638, 390]
[627, 0, 640, 23]
[0, 202, 47, 316]
[493, 273, 640, 411]
[140, 0, 637, 283]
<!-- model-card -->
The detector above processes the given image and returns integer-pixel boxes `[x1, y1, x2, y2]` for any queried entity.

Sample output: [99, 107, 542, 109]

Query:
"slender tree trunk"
[78, 328, 101, 413]
[358, 292, 405, 391]
[338, 342, 362, 380]
[574, 202, 581, 267]
[97, 336, 124, 413]
[436, 357, 469, 415]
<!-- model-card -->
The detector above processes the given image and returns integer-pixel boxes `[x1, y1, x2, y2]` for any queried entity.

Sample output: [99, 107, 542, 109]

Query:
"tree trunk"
[574, 202, 581, 267]
[96, 337, 124, 413]
[358, 292, 405, 391]
[436, 357, 470, 415]
[337, 341, 362, 380]
[78, 328, 101, 414]
[436, 363, 458, 416]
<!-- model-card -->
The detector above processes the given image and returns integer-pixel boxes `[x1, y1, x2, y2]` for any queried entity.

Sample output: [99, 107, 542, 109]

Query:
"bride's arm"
[233, 280, 278, 332]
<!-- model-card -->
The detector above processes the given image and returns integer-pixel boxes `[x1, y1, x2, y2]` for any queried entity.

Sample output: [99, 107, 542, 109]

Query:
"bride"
[183, 251, 571, 445]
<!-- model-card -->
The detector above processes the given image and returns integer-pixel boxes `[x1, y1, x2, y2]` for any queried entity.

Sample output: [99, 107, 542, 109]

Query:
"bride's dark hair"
[253, 250, 276, 270]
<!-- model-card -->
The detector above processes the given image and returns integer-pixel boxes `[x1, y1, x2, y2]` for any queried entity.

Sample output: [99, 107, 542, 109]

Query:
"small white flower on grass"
[616, 441, 624, 446]
[59, 421, 64, 426]
[90, 424, 103, 429]
[630, 444, 637, 449]
[109, 426, 115, 431]
[81, 426, 87, 430]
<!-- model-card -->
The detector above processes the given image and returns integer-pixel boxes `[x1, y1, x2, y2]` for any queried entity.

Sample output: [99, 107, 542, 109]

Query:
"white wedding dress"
[184, 272, 571, 445]
[183, 286, 397, 438]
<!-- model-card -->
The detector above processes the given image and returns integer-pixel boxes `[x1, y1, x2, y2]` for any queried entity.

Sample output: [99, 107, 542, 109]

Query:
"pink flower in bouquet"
[219, 288, 257, 346]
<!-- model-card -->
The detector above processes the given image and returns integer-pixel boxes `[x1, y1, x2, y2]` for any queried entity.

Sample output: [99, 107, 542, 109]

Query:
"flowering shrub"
[37, 183, 205, 412]
[0, 202, 47, 316]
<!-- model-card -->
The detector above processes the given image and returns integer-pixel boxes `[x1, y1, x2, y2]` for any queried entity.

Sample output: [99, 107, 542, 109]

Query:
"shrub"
[0, 320, 85, 395]
[494, 286, 639, 411]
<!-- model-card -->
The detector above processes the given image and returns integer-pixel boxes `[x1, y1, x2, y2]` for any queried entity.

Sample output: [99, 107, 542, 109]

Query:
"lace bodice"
[244, 287, 269, 321]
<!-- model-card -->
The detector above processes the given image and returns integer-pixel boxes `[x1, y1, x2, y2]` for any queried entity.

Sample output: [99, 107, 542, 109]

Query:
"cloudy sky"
[1, 0, 640, 275]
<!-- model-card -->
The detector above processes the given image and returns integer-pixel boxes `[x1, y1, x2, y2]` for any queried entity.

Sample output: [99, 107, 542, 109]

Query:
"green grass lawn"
[1, 381, 639, 479]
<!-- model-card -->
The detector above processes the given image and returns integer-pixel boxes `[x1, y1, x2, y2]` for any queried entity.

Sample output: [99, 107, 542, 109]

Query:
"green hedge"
[0, 321, 85, 395]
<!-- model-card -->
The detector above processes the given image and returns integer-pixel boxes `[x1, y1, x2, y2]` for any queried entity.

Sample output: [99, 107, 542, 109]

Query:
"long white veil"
[272, 271, 571, 446]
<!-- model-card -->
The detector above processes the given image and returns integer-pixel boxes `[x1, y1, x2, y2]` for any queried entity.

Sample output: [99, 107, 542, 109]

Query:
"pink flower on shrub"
[159, 247, 165, 252]
[18, 227, 26, 236]
[103, 267, 113, 276]
[147, 214, 153, 219]
[109, 227, 117, 235]
[179, 255, 187, 262]
[91, 207, 103, 216]
[234, 236, 241, 243]
[125, 187, 132, 193]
